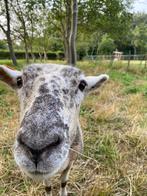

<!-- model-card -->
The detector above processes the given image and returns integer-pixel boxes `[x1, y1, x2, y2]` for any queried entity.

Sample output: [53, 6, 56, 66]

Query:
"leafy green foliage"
[116, 13, 147, 54]
[98, 34, 116, 54]
[78, 0, 132, 38]
[0, 40, 7, 50]
[0, 50, 64, 60]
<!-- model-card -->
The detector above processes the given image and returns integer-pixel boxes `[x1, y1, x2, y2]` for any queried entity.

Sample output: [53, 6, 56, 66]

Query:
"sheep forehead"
[22, 64, 83, 95]
[22, 63, 82, 77]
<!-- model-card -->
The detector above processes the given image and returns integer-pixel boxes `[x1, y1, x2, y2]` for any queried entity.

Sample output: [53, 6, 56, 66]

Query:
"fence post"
[145, 54, 147, 69]
[109, 54, 114, 67]
[126, 52, 131, 71]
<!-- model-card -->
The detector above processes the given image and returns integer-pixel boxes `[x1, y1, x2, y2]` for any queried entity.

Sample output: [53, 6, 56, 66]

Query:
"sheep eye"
[78, 80, 87, 91]
[17, 77, 23, 88]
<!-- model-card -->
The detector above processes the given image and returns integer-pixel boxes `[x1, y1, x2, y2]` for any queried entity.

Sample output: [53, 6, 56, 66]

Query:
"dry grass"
[0, 60, 147, 195]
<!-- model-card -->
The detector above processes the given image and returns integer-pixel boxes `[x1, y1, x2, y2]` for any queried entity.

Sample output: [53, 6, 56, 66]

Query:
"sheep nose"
[17, 134, 62, 166]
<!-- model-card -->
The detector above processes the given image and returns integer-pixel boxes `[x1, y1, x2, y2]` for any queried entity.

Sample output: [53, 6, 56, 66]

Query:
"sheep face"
[0, 64, 109, 181]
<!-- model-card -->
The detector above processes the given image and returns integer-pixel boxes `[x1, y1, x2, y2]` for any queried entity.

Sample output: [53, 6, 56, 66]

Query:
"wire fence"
[83, 54, 147, 70]
[84, 54, 147, 61]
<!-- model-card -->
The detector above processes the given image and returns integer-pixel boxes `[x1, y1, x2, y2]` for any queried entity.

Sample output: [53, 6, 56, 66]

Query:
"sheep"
[0, 63, 109, 195]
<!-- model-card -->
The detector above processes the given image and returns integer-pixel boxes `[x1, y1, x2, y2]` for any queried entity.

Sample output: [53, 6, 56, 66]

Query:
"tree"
[11, 0, 30, 62]
[46, 0, 78, 65]
[11, 0, 46, 62]
[98, 34, 116, 54]
[0, 0, 17, 65]
[0, 0, 133, 63]
[78, 0, 132, 39]
[131, 13, 147, 54]
[69, 0, 78, 66]
[46, 0, 132, 64]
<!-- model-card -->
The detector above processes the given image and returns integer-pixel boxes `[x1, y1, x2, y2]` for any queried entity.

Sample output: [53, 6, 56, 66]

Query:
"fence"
[83, 54, 147, 70]
[84, 54, 147, 61]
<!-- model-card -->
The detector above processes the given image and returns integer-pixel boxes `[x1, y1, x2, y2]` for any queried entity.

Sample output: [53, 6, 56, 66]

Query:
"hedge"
[0, 50, 64, 60]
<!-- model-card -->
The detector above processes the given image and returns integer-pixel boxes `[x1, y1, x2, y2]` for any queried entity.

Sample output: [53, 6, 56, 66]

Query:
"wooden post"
[144, 54, 147, 69]
[109, 54, 114, 67]
[126, 51, 131, 71]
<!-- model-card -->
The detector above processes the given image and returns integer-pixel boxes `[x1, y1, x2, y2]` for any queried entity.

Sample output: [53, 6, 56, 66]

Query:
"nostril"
[51, 135, 62, 146]
[44, 135, 62, 150]
[17, 135, 41, 166]
[40, 136, 62, 153]
[30, 150, 40, 167]
[17, 134, 25, 147]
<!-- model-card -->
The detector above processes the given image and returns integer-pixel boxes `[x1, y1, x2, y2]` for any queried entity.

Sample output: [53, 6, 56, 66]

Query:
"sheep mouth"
[29, 171, 49, 175]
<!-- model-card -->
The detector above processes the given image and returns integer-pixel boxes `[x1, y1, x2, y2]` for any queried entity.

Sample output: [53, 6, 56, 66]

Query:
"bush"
[0, 50, 64, 60]
[56, 51, 64, 60]
[0, 50, 11, 59]
[0, 40, 8, 50]
[46, 51, 57, 59]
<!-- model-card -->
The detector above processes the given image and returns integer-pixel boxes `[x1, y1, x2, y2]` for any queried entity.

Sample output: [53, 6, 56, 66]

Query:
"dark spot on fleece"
[70, 101, 74, 108]
[53, 75, 61, 81]
[50, 79, 59, 85]
[63, 95, 68, 102]
[31, 94, 63, 113]
[61, 67, 81, 98]
[71, 79, 78, 87]
[39, 83, 49, 94]
[61, 67, 81, 78]
[37, 67, 42, 71]
[23, 66, 38, 81]
[22, 66, 39, 97]
[39, 77, 45, 81]
[51, 79, 56, 83]
[53, 89, 60, 97]
[62, 88, 69, 94]
[51, 79, 60, 89]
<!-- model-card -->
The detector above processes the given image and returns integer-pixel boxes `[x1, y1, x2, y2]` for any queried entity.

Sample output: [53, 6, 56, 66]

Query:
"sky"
[0, 0, 147, 40]
[133, 0, 147, 13]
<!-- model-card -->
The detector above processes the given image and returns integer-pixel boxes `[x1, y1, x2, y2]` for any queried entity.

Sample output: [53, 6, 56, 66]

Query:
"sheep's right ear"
[84, 74, 109, 92]
[0, 65, 22, 89]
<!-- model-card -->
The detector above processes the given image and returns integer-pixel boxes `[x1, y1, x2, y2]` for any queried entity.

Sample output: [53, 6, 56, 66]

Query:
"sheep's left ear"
[0, 65, 22, 89]
[84, 74, 109, 91]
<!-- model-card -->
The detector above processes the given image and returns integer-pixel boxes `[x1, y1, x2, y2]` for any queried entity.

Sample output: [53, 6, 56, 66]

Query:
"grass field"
[0, 60, 147, 195]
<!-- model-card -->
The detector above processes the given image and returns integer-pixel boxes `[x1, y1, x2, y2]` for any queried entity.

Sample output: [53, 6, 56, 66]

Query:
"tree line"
[0, 0, 146, 66]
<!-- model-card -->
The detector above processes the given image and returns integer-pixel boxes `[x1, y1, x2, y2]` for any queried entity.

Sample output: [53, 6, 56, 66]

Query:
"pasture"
[0, 60, 147, 195]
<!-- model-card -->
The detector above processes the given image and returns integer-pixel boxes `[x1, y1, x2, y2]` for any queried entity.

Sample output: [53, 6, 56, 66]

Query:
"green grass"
[0, 59, 147, 195]
[109, 70, 137, 85]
